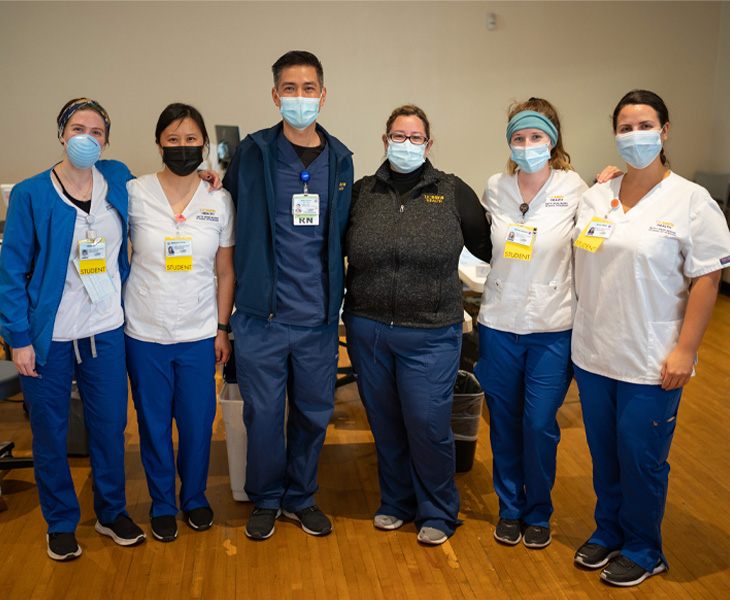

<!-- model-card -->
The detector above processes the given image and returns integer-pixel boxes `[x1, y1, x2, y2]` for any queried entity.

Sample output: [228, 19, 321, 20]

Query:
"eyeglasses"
[387, 133, 429, 146]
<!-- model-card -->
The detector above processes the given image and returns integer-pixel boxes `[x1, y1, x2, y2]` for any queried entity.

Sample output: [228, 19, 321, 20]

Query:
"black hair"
[612, 89, 670, 166]
[272, 50, 324, 89]
[154, 103, 209, 146]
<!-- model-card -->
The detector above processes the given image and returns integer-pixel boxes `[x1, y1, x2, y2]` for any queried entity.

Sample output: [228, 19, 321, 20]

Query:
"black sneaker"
[574, 541, 621, 569]
[151, 515, 178, 542]
[283, 505, 333, 536]
[494, 518, 522, 545]
[245, 507, 281, 540]
[95, 514, 146, 546]
[523, 525, 551, 548]
[186, 506, 214, 532]
[600, 555, 666, 587]
[46, 532, 82, 561]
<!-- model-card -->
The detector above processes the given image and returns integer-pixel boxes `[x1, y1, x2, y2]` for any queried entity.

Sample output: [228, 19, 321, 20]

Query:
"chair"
[694, 171, 730, 213]
[0, 360, 33, 497]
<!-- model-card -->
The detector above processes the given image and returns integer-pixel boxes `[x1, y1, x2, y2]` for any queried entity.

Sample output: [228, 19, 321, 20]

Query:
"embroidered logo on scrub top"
[544, 195, 568, 207]
[196, 209, 220, 222]
[339, 182, 347, 191]
[647, 220, 677, 237]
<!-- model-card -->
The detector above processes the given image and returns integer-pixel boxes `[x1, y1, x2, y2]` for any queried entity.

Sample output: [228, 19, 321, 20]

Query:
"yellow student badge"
[503, 224, 536, 261]
[574, 217, 615, 253]
[78, 238, 107, 275]
[165, 237, 193, 271]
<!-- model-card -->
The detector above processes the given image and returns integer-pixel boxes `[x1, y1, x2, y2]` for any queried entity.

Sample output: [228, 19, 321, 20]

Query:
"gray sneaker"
[417, 526, 448, 545]
[373, 514, 404, 530]
[245, 507, 281, 540]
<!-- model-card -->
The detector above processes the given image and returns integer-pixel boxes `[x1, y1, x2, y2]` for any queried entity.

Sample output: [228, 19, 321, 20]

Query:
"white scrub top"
[477, 169, 588, 334]
[572, 172, 730, 385]
[52, 166, 124, 341]
[123, 174, 235, 344]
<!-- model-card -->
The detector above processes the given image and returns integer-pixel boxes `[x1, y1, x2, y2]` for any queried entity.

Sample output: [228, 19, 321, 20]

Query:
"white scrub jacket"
[478, 169, 588, 334]
[572, 172, 730, 385]
[123, 174, 235, 344]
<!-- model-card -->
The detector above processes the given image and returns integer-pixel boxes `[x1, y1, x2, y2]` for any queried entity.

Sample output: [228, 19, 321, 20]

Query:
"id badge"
[292, 193, 319, 226]
[78, 238, 107, 275]
[574, 217, 615, 253]
[503, 224, 536, 261]
[165, 237, 193, 271]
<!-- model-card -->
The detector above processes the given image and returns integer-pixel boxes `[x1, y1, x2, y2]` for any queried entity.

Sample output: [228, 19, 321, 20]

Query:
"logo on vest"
[424, 195, 444, 203]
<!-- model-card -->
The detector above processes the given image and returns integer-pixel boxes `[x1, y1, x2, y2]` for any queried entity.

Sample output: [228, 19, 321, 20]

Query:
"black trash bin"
[451, 370, 484, 472]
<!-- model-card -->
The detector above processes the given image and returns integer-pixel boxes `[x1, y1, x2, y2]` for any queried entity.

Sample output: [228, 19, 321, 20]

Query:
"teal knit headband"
[506, 110, 558, 147]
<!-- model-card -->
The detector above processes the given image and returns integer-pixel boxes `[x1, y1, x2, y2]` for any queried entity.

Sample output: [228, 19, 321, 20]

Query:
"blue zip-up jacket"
[0, 160, 131, 365]
[223, 122, 354, 323]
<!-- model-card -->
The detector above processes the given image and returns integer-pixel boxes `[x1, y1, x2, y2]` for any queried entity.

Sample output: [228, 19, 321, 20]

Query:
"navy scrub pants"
[474, 325, 572, 528]
[125, 336, 216, 517]
[343, 314, 462, 537]
[19, 326, 130, 533]
[574, 364, 681, 573]
[231, 312, 338, 512]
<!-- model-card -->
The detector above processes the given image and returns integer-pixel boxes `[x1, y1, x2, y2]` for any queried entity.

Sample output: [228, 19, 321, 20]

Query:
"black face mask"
[162, 145, 204, 177]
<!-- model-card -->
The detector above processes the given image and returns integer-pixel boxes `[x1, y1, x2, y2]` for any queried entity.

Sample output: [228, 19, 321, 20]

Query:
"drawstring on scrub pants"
[72, 335, 97, 364]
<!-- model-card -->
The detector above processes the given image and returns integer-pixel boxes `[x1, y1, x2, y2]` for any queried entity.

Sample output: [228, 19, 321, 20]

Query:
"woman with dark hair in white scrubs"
[124, 103, 235, 543]
[572, 89, 730, 587]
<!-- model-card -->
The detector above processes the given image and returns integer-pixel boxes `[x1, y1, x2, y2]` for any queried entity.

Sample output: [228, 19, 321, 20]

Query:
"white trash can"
[218, 382, 249, 502]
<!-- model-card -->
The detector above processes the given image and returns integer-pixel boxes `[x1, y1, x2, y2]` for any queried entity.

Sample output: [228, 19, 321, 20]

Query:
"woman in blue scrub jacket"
[343, 104, 492, 545]
[123, 103, 235, 543]
[473, 98, 588, 550]
[0, 98, 146, 561]
[572, 90, 730, 587]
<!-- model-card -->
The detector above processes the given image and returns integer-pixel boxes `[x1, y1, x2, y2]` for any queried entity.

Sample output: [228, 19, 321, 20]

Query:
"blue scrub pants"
[125, 336, 216, 517]
[19, 326, 130, 533]
[474, 326, 572, 528]
[343, 314, 462, 536]
[231, 312, 338, 512]
[573, 365, 681, 572]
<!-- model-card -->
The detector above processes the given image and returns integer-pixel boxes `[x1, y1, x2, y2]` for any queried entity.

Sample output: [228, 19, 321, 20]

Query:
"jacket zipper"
[389, 200, 405, 325]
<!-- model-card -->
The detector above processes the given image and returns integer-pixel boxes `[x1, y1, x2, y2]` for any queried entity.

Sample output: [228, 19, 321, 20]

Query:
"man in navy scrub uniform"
[223, 50, 354, 540]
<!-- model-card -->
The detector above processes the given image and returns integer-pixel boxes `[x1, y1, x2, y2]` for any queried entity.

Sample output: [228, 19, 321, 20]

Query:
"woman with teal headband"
[473, 97, 588, 550]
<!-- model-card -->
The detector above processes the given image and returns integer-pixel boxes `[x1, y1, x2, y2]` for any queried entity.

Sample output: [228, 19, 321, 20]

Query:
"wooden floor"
[2, 297, 730, 599]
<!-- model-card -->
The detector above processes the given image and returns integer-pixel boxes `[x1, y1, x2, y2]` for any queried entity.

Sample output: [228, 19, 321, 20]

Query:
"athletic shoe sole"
[523, 533, 552, 549]
[46, 535, 82, 561]
[494, 530, 522, 545]
[282, 510, 332, 536]
[94, 521, 146, 546]
[601, 561, 666, 587]
[575, 549, 620, 569]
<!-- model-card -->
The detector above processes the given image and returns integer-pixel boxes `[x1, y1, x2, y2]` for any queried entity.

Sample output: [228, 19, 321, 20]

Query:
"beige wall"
[0, 1, 727, 221]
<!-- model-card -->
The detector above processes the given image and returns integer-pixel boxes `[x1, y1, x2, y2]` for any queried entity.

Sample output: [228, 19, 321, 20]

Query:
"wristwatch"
[217, 323, 232, 333]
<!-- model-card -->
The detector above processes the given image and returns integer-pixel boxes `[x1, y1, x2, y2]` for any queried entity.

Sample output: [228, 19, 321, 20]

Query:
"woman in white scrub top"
[123, 103, 235, 543]
[572, 90, 730, 587]
[474, 98, 588, 551]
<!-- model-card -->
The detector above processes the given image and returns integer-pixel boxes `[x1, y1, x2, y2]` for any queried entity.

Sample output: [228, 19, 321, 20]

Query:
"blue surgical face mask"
[387, 140, 426, 173]
[510, 143, 551, 174]
[64, 134, 102, 170]
[278, 95, 321, 130]
[615, 129, 663, 169]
